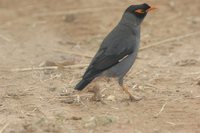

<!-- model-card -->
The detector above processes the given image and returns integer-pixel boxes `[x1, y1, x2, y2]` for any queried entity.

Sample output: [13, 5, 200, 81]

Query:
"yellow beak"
[146, 7, 157, 12]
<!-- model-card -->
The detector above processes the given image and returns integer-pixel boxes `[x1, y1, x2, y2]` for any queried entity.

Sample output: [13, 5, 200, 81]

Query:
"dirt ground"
[0, 0, 200, 133]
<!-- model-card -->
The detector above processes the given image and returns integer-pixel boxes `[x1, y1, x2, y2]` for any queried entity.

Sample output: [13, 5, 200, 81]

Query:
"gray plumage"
[75, 3, 153, 91]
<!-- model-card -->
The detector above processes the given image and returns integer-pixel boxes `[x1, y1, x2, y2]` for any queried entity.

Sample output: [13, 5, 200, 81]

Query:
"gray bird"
[75, 3, 156, 101]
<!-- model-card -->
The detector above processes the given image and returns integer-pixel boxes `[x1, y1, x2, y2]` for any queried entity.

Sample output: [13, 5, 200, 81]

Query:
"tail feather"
[75, 69, 101, 91]
[74, 78, 93, 91]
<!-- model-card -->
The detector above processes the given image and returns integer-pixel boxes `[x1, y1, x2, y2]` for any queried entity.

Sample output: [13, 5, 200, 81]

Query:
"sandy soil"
[0, 0, 200, 133]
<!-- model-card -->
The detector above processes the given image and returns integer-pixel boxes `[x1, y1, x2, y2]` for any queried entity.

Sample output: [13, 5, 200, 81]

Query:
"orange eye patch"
[135, 9, 145, 14]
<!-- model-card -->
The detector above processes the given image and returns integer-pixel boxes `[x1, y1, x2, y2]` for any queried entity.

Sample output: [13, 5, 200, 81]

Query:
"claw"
[121, 85, 142, 102]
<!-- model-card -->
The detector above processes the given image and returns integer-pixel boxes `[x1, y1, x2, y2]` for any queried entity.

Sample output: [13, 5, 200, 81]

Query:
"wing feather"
[83, 37, 134, 79]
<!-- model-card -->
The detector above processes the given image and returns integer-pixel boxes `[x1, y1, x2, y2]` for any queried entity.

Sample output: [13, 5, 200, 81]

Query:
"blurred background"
[0, 0, 200, 133]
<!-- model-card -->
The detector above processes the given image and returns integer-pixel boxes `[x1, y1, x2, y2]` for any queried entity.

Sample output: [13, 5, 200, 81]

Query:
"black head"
[125, 3, 155, 19]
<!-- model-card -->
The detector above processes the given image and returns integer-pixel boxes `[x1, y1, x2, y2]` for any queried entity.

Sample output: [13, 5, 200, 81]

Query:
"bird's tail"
[74, 78, 93, 91]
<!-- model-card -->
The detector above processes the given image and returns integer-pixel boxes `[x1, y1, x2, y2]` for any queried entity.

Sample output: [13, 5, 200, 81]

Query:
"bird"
[74, 3, 156, 101]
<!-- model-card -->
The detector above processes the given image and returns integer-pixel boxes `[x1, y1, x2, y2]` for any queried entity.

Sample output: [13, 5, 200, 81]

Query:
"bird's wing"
[83, 36, 135, 79]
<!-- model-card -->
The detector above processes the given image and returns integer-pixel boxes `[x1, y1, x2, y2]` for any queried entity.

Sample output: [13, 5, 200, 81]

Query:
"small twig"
[0, 122, 9, 133]
[165, 121, 176, 126]
[132, 84, 138, 89]
[154, 98, 180, 118]
[59, 93, 92, 105]
[140, 31, 200, 51]
[9, 64, 88, 72]
[145, 84, 160, 90]
[0, 34, 11, 42]
[75, 95, 81, 103]
[69, 75, 75, 85]
[184, 72, 200, 75]
[111, 107, 119, 110]
[100, 88, 108, 93]
[0, 84, 17, 87]
[58, 93, 93, 98]
[154, 101, 168, 118]
[43, 73, 62, 82]
[32, 107, 38, 112]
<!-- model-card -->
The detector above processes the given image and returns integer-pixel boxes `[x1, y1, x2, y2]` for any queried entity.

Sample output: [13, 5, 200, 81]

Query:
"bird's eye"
[135, 9, 145, 14]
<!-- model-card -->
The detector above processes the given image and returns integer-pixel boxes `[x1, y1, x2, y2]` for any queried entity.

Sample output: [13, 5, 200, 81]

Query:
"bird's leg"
[87, 78, 102, 101]
[118, 77, 141, 101]
[121, 85, 137, 101]
[121, 85, 136, 101]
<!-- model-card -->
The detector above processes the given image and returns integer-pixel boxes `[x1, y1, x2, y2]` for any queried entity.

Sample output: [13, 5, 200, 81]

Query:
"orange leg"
[88, 83, 102, 101]
[121, 85, 141, 101]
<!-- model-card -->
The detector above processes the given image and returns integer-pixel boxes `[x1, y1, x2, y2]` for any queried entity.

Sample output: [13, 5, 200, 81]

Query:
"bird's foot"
[121, 85, 142, 102]
[88, 83, 106, 103]
[90, 93, 102, 101]
[129, 95, 142, 102]
[90, 94, 106, 104]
